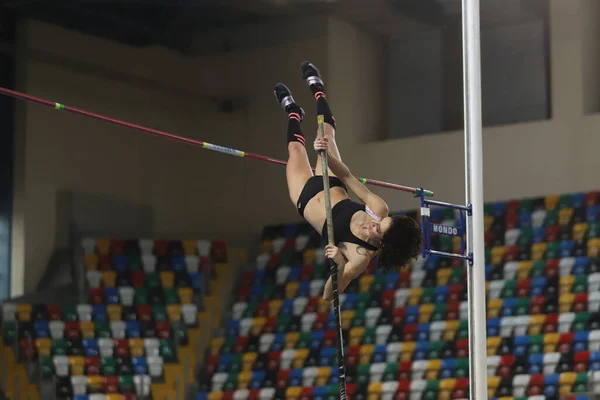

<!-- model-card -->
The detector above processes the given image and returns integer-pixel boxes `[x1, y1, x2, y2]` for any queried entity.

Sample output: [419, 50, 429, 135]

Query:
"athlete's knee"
[288, 141, 307, 154]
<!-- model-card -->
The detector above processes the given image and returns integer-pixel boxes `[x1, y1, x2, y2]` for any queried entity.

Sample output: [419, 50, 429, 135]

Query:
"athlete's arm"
[322, 245, 369, 301]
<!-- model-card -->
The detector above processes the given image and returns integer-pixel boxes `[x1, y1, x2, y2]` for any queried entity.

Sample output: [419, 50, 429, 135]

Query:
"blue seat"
[132, 357, 147, 375]
[434, 286, 448, 303]
[313, 386, 328, 400]
[326, 314, 337, 330]
[417, 324, 430, 341]
[519, 213, 532, 228]
[104, 288, 119, 305]
[385, 273, 399, 290]
[424, 255, 440, 270]
[226, 320, 240, 337]
[217, 354, 232, 373]
[253, 269, 266, 285]
[514, 336, 530, 357]
[280, 300, 293, 315]
[290, 368, 303, 386]
[574, 331, 589, 353]
[250, 370, 266, 389]
[590, 351, 600, 370]
[501, 298, 517, 317]
[82, 339, 99, 357]
[271, 333, 286, 352]
[126, 321, 141, 338]
[329, 368, 339, 384]
[195, 392, 208, 400]
[311, 331, 325, 350]
[289, 267, 303, 283]
[74, 396, 89, 400]
[560, 241, 575, 258]
[342, 294, 357, 311]
[189, 272, 204, 293]
[492, 202, 506, 217]
[373, 344, 387, 363]
[485, 265, 493, 281]
[320, 347, 336, 366]
[572, 193, 586, 209]
[284, 223, 298, 238]
[405, 306, 420, 324]
[528, 353, 543, 374]
[430, 209, 444, 221]
[531, 278, 546, 297]
[543, 373, 559, 398]
[92, 305, 108, 322]
[588, 206, 600, 222]
[574, 257, 589, 275]
[414, 341, 430, 361]
[249, 284, 262, 301]
[440, 358, 456, 379]
[34, 321, 49, 338]
[297, 281, 310, 297]
[533, 227, 546, 243]
[112, 255, 127, 273]
[487, 318, 500, 337]
[170, 255, 185, 272]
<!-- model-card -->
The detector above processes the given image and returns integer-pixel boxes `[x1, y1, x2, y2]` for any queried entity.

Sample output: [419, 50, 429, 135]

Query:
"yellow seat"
[106, 395, 122, 400]
[425, 359, 442, 380]
[242, 353, 258, 371]
[167, 305, 182, 322]
[439, 378, 456, 400]
[573, 223, 588, 241]
[35, 339, 52, 357]
[559, 371, 576, 396]
[437, 268, 451, 286]
[484, 216, 494, 232]
[419, 304, 435, 323]
[129, 339, 145, 358]
[160, 271, 175, 289]
[408, 288, 422, 306]
[286, 387, 302, 399]
[452, 236, 462, 253]
[559, 293, 575, 313]
[107, 305, 122, 321]
[531, 243, 547, 262]
[316, 367, 331, 386]
[285, 333, 300, 349]
[292, 349, 309, 369]
[237, 371, 252, 389]
[341, 310, 355, 330]
[400, 342, 416, 362]
[69, 356, 85, 376]
[517, 261, 533, 280]
[589, 238, 600, 258]
[529, 314, 546, 335]
[303, 249, 317, 265]
[208, 392, 223, 400]
[443, 321, 459, 341]
[359, 275, 375, 293]
[559, 275, 575, 294]
[368, 382, 383, 399]
[95, 239, 110, 255]
[543, 333, 560, 353]
[349, 327, 365, 346]
[317, 299, 330, 314]
[80, 321, 95, 339]
[487, 375, 501, 398]
[487, 299, 503, 319]
[210, 338, 224, 355]
[285, 282, 299, 299]
[545, 195, 559, 210]
[101, 271, 116, 288]
[182, 240, 197, 255]
[251, 317, 266, 336]
[491, 246, 505, 265]
[260, 240, 273, 254]
[268, 300, 283, 317]
[486, 337, 501, 356]
[359, 344, 375, 365]
[178, 288, 193, 304]
[559, 208, 573, 227]
[84, 254, 99, 271]
[16, 304, 32, 322]
[87, 376, 104, 392]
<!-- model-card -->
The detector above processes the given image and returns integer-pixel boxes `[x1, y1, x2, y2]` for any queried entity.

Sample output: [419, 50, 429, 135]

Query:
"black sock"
[287, 106, 305, 146]
[316, 96, 336, 129]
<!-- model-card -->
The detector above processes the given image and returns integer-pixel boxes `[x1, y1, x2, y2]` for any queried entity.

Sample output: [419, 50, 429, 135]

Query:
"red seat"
[267, 351, 281, 371]
[284, 238, 295, 252]
[113, 339, 130, 358]
[47, 305, 62, 321]
[211, 240, 228, 263]
[123, 395, 138, 400]
[574, 351, 590, 372]
[267, 254, 280, 270]
[240, 271, 254, 285]
[450, 258, 463, 268]
[111, 240, 126, 255]
[234, 336, 249, 354]
[396, 380, 411, 400]
[136, 305, 153, 323]
[300, 387, 313, 400]
[447, 302, 460, 320]
[222, 391, 234, 400]
[586, 191, 599, 206]
[506, 200, 519, 216]
[574, 293, 588, 312]
[558, 332, 574, 354]
[86, 356, 100, 375]
[156, 321, 171, 339]
[452, 378, 469, 399]
[237, 286, 250, 302]
[248, 389, 260, 400]
[517, 279, 531, 297]
[546, 226, 560, 241]
[256, 301, 269, 318]
[19, 338, 35, 360]
[456, 339, 469, 358]
[530, 296, 546, 314]
[199, 256, 212, 276]
[263, 317, 277, 334]
[505, 214, 519, 230]
[104, 376, 119, 393]
[402, 324, 417, 341]
[204, 354, 219, 375]
[98, 254, 112, 271]
[154, 240, 168, 257]
[504, 245, 519, 262]
[382, 290, 395, 309]
[345, 383, 356, 399]
[276, 370, 291, 389]
[130, 272, 145, 288]
[346, 346, 360, 367]
[300, 265, 313, 281]
[89, 288, 104, 305]
[545, 260, 559, 278]
[305, 297, 319, 313]
[323, 330, 337, 348]
[527, 374, 544, 396]
[393, 308, 405, 325]
[449, 285, 463, 302]
[498, 355, 515, 378]
[65, 322, 80, 341]
[313, 313, 328, 331]
[397, 362, 412, 381]
[398, 272, 411, 288]
[485, 231, 494, 246]
[544, 314, 558, 333]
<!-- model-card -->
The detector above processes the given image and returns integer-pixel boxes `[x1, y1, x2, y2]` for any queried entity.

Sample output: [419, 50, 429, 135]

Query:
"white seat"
[182, 304, 198, 325]
[395, 289, 410, 307]
[500, 316, 516, 338]
[259, 334, 275, 353]
[144, 338, 160, 357]
[276, 267, 290, 285]
[503, 262, 519, 281]
[81, 238, 97, 254]
[590, 293, 600, 313]
[211, 372, 228, 392]
[53, 355, 69, 377]
[315, 248, 326, 264]
[118, 287, 134, 306]
[239, 318, 254, 336]
[77, 304, 92, 322]
[487, 355, 500, 376]
[429, 321, 446, 342]
[185, 255, 200, 273]
[49, 321, 65, 340]
[256, 254, 270, 270]
[234, 389, 250, 400]
[272, 237, 286, 254]
[293, 298, 307, 316]
[382, 381, 399, 400]
[590, 273, 600, 293]
[386, 343, 402, 363]
[86, 271, 102, 288]
[366, 308, 382, 328]
[512, 374, 531, 398]
[302, 367, 318, 387]
[409, 379, 426, 400]
[504, 229, 520, 246]
[411, 256, 425, 271]
[411, 271, 425, 288]
[370, 362, 386, 382]
[110, 321, 126, 339]
[71, 376, 88, 395]
[513, 315, 532, 337]
[295, 235, 310, 251]
[528, 396, 546, 400]
[591, 371, 600, 391]
[488, 280, 505, 300]
[309, 280, 325, 298]
[411, 360, 428, 380]
[558, 313, 575, 333]
[375, 325, 392, 345]
[280, 349, 296, 370]
[147, 355, 164, 377]
[142, 254, 156, 273]
[197, 240, 211, 257]
[134, 375, 151, 396]
[89, 395, 105, 400]
[459, 302, 468, 321]
[1, 303, 16, 321]
[543, 352, 560, 374]
[589, 330, 600, 351]
[531, 210, 547, 228]
[139, 239, 154, 255]
[98, 338, 114, 357]
[301, 313, 316, 332]
[559, 257, 575, 276]
[232, 302, 247, 320]
[259, 387, 275, 400]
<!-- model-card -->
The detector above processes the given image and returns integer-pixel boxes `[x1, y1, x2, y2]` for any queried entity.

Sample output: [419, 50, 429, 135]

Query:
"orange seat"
[101, 271, 117, 288]
[178, 288, 193, 304]
[84, 254, 99, 271]
[160, 272, 174, 289]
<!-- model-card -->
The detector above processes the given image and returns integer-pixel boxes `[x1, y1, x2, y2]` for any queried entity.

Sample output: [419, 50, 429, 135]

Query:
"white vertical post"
[461, 0, 488, 400]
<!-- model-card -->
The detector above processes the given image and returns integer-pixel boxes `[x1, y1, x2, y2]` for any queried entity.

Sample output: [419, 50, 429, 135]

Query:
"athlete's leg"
[274, 83, 313, 204]
[301, 61, 341, 176]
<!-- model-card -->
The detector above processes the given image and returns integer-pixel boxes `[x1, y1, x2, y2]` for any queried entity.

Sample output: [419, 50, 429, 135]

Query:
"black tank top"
[321, 199, 379, 251]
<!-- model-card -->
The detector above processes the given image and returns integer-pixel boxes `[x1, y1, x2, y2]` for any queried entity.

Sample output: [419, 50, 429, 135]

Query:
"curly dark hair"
[377, 215, 422, 270]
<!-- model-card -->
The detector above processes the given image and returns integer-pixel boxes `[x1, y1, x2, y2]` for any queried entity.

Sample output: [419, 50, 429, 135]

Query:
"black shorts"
[296, 176, 347, 218]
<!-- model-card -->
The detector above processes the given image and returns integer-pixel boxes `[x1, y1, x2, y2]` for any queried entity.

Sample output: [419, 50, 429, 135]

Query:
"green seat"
[134, 288, 149, 305]
[52, 339, 69, 356]
[163, 289, 179, 305]
[432, 304, 447, 322]
[220, 336, 234, 355]
[528, 334, 543, 355]
[501, 280, 516, 298]
[372, 275, 386, 292]
[517, 228, 533, 245]
[441, 208, 454, 220]
[573, 276, 588, 294]
[457, 321, 468, 339]
[574, 372, 588, 392]
[421, 288, 435, 304]
[484, 204, 493, 216]
[101, 356, 117, 376]
[229, 354, 242, 373]
[546, 210, 558, 226]
[153, 305, 167, 322]
[62, 305, 78, 322]
[172, 321, 187, 344]
[276, 315, 290, 333]
[352, 309, 366, 328]
[588, 222, 600, 239]
[297, 332, 311, 349]
[326, 384, 339, 400]
[423, 380, 439, 400]
[126, 253, 142, 271]
[280, 251, 293, 265]
[449, 268, 464, 285]
[439, 235, 453, 253]
[313, 263, 328, 279]
[118, 375, 135, 393]
[485, 247, 491, 264]
[95, 322, 111, 338]
[145, 273, 160, 289]
[516, 298, 531, 316]
[558, 194, 572, 209]
[573, 312, 589, 331]
[363, 327, 376, 345]
[356, 365, 370, 385]
[40, 356, 54, 378]
[519, 199, 534, 214]
[2, 320, 16, 346]
[455, 358, 469, 378]
[243, 301, 258, 318]
[223, 372, 237, 391]
[428, 342, 445, 359]
[546, 242, 559, 259]
[261, 285, 275, 300]
[383, 362, 399, 382]
[531, 261, 546, 278]
[355, 293, 369, 311]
